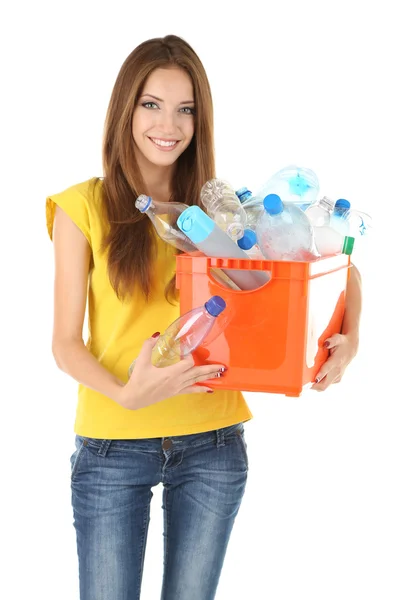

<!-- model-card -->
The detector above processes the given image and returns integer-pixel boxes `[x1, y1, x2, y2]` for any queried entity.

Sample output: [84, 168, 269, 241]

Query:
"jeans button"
[162, 439, 172, 451]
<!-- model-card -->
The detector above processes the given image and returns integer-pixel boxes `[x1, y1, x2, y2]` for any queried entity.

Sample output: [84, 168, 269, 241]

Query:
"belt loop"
[97, 440, 112, 457]
[216, 428, 225, 448]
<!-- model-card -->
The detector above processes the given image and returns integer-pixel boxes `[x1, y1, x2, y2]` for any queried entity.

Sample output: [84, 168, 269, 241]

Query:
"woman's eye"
[142, 102, 158, 109]
[180, 107, 195, 115]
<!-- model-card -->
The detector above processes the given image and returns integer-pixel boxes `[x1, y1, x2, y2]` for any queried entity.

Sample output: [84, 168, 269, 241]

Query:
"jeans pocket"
[70, 436, 88, 480]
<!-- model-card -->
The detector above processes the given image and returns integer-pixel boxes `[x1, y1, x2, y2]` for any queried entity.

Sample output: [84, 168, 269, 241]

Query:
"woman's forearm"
[52, 339, 125, 404]
[341, 263, 362, 343]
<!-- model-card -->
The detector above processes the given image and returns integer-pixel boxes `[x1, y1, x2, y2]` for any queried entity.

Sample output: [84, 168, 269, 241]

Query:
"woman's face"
[132, 67, 195, 169]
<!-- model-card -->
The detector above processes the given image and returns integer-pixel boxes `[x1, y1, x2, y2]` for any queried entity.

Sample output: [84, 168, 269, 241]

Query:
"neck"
[136, 149, 174, 203]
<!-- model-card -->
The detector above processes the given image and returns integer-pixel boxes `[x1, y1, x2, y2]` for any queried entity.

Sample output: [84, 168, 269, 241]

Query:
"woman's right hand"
[116, 334, 227, 411]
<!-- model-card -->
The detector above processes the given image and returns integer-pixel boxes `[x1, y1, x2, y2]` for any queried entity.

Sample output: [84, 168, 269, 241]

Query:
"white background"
[1, 1, 405, 599]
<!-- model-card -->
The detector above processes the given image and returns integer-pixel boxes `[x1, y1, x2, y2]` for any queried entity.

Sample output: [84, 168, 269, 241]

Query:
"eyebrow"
[140, 93, 195, 105]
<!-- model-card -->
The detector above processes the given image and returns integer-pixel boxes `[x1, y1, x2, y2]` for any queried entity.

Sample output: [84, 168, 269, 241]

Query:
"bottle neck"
[319, 196, 335, 212]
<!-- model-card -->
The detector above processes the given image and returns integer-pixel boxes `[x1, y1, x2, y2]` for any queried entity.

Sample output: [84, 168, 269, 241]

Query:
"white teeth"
[150, 138, 178, 147]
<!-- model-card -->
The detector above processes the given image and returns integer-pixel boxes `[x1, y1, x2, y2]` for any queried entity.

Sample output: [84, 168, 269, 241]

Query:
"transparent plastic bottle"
[128, 295, 226, 376]
[177, 205, 270, 289]
[256, 194, 319, 261]
[330, 199, 351, 236]
[255, 165, 320, 206]
[237, 229, 265, 259]
[200, 178, 247, 241]
[135, 194, 198, 253]
[304, 195, 336, 227]
[331, 199, 372, 238]
[313, 226, 355, 257]
[235, 187, 265, 231]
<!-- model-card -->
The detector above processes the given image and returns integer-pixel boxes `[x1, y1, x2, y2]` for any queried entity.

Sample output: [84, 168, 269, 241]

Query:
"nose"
[157, 109, 177, 135]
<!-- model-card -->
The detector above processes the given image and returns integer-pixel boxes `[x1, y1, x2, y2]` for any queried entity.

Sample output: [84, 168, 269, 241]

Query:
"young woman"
[46, 34, 361, 600]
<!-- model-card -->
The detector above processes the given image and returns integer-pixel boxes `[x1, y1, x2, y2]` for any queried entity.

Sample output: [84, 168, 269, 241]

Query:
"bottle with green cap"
[313, 225, 355, 257]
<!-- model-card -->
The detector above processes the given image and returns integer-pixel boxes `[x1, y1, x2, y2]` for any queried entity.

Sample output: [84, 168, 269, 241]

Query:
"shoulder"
[46, 177, 104, 243]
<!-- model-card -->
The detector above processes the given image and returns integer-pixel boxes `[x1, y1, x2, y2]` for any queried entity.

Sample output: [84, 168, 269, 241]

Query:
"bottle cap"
[264, 194, 283, 215]
[177, 205, 215, 243]
[342, 236, 355, 255]
[237, 229, 257, 250]
[235, 187, 252, 203]
[205, 295, 226, 317]
[135, 194, 152, 213]
[335, 199, 351, 210]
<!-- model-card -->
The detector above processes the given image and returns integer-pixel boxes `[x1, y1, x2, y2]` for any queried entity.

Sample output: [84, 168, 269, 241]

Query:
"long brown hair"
[99, 35, 215, 304]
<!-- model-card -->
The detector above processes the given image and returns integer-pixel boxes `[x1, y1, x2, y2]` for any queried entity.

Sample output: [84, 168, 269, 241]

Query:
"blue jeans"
[70, 422, 249, 600]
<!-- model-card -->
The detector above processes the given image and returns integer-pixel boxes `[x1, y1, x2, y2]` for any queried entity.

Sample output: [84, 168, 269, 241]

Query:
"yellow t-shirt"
[46, 177, 253, 439]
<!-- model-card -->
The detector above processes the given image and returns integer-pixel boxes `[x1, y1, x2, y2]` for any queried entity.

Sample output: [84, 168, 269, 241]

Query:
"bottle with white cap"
[135, 194, 197, 253]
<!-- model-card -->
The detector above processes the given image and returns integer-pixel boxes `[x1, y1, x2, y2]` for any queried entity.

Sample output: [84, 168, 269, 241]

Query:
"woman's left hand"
[311, 332, 359, 391]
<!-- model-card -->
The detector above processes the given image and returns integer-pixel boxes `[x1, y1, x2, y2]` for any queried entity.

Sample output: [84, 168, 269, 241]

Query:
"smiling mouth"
[148, 137, 180, 151]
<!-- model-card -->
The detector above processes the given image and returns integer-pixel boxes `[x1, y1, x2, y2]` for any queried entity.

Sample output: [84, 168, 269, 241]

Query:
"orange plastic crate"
[175, 252, 351, 397]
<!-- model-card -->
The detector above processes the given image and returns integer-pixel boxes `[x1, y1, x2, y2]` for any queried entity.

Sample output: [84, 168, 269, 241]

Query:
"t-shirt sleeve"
[46, 183, 92, 246]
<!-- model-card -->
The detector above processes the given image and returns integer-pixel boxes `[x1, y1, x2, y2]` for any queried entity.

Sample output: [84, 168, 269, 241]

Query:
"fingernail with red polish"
[323, 341, 330, 349]
[206, 390, 214, 393]
[152, 332, 160, 338]
[315, 377, 320, 383]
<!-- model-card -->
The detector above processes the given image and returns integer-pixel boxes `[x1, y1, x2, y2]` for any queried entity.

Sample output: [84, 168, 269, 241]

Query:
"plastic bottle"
[304, 195, 336, 227]
[256, 194, 320, 261]
[331, 199, 372, 238]
[235, 187, 265, 231]
[237, 229, 265, 259]
[330, 199, 351, 236]
[200, 178, 247, 241]
[313, 226, 355, 257]
[128, 295, 226, 376]
[255, 165, 320, 206]
[135, 194, 198, 253]
[177, 205, 270, 290]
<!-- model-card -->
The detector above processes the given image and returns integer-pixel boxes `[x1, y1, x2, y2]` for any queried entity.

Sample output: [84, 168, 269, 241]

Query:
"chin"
[146, 152, 180, 167]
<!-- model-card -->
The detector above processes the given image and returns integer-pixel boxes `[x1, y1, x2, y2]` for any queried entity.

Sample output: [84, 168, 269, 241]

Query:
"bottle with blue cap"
[256, 194, 320, 261]
[330, 199, 351, 236]
[237, 229, 265, 259]
[135, 194, 198, 253]
[200, 178, 248, 241]
[177, 205, 270, 290]
[330, 199, 372, 238]
[128, 296, 227, 375]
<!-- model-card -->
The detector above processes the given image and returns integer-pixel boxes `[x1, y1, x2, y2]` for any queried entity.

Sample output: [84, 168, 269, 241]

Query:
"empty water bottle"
[255, 165, 320, 206]
[200, 178, 247, 241]
[237, 229, 265, 259]
[235, 187, 265, 231]
[304, 195, 336, 226]
[256, 194, 319, 261]
[331, 199, 372, 238]
[313, 226, 355, 257]
[330, 199, 351, 236]
[177, 205, 270, 289]
[135, 194, 197, 253]
[128, 296, 226, 376]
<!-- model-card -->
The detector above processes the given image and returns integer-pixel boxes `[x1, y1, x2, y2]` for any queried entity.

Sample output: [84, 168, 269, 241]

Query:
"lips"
[148, 137, 181, 152]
